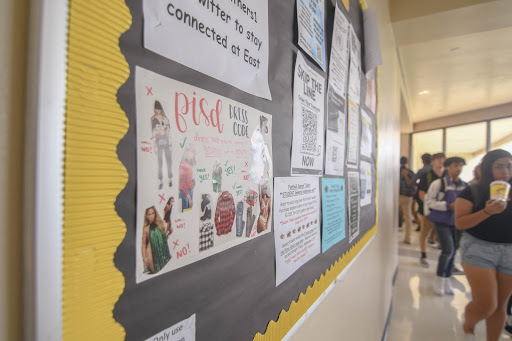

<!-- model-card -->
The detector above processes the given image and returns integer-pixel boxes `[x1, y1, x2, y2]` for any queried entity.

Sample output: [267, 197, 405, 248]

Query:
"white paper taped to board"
[145, 314, 196, 341]
[143, 0, 271, 99]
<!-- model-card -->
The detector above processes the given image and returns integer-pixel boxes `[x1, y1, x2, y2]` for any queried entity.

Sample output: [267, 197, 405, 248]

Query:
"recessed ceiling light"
[418, 90, 430, 96]
[450, 47, 460, 52]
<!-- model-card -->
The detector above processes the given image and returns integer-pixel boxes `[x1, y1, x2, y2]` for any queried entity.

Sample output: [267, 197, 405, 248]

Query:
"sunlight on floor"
[387, 225, 512, 341]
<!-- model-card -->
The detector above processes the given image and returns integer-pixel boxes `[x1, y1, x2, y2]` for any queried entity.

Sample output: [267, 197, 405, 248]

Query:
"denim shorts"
[460, 232, 512, 275]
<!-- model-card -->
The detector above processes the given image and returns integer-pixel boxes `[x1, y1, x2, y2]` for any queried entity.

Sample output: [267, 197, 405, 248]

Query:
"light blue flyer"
[297, 0, 327, 70]
[321, 178, 346, 252]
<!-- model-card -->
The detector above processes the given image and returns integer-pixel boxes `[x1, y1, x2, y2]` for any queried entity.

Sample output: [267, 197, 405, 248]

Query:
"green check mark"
[180, 137, 187, 148]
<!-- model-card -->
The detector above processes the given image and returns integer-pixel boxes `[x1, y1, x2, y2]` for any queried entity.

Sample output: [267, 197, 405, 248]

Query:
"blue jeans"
[179, 188, 193, 211]
[435, 222, 456, 277]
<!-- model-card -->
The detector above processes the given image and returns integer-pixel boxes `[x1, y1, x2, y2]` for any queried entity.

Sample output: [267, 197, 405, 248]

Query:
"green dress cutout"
[149, 223, 171, 273]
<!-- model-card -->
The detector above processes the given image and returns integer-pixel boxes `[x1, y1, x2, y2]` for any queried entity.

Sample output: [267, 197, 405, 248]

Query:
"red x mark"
[172, 240, 179, 250]
[158, 193, 165, 204]
[146, 86, 153, 96]
[245, 162, 249, 167]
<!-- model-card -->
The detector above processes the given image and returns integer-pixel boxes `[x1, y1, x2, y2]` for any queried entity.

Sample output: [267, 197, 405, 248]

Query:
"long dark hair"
[479, 149, 512, 190]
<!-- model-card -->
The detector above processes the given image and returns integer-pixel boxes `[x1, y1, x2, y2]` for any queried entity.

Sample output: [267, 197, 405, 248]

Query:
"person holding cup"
[454, 149, 512, 340]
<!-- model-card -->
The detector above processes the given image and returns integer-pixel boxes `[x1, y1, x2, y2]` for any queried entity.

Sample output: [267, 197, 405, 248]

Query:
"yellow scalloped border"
[62, 0, 131, 339]
[254, 226, 377, 340]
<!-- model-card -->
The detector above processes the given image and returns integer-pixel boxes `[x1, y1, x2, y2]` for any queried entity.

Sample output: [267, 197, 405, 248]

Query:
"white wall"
[0, 0, 28, 340]
[400, 133, 410, 161]
[290, 0, 401, 339]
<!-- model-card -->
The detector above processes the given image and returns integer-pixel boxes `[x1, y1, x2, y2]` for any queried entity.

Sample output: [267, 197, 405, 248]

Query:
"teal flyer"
[321, 178, 346, 252]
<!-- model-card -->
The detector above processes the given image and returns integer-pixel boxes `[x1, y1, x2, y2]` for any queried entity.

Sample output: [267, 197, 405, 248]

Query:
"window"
[445, 122, 486, 182]
[491, 117, 512, 154]
[411, 117, 512, 182]
[411, 130, 443, 172]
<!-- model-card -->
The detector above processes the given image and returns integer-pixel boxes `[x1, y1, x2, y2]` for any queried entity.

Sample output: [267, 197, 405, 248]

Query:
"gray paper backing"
[114, 0, 376, 340]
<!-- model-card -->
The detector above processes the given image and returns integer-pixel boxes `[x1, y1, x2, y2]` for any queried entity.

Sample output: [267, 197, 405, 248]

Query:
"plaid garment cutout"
[214, 191, 236, 235]
[199, 222, 214, 251]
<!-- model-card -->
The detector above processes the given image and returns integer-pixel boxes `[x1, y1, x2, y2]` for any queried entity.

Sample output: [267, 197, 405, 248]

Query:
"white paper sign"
[347, 171, 360, 242]
[143, 0, 271, 100]
[325, 89, 346, 176]
[360, 161, 372, 207]
[135, 66, 273, 283]
[346, 100, 359, 167]
[348, 26, 361, 106]
[364, 69, 377, 114]
[327, 4, 350, 96]
[291, 52, 325, 176]
[274, 177, 321, 286]
[145, 314, 196, 341]
[324, 4, 349, 176]
[360, 109, 372, 158]
[297, 0, 327, 70]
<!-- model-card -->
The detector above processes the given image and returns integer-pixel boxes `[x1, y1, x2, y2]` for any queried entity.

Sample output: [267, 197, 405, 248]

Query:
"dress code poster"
[135, 66, 273, 282]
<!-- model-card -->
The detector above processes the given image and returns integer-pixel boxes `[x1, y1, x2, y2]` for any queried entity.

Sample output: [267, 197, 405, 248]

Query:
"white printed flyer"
[274, 177, 321, 286]
[143, 0, 271, 99]
[135, 66, 273, 282]
[360, 161, 372, 207]
[325, 4, 350, 176]
[145, 315, 196, 341]
[296, 0, 327, 70]
[291, 52, 325, 176]
[360, 109, 373, 158]
[348, 26, 361, 106]
[325, 89, 346, 176]
[348, 171, 360, 242]
[346, 100, 359, 167]
[327, 3, 350, 96]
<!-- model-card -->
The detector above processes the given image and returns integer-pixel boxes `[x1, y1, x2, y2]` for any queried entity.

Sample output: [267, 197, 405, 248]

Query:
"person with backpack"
[417, 152, 446, 267]
[399, 156, 416, 244]
[454, 149, 512, 340]
[412, 153, 432, 230]
[414, 153, 432, 181]
[425, 156, 467, 295]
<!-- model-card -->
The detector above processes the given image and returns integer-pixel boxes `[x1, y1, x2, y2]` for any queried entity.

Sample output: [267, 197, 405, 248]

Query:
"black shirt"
[417, 170, 441, 215]
[458, 184, 512, 243]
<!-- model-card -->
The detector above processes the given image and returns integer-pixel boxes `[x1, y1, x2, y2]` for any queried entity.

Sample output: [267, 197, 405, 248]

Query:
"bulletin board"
[61, 0, 378, 340]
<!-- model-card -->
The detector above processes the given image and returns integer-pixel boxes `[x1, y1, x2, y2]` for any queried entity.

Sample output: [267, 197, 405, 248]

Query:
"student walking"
[399, 156, 416, 244]
[413, 153, 432, 230]
[455, 149, 512, 341]
[425, 156, 467, 295]
[414, 153, 432, 181]
[417, 153, 446, 267]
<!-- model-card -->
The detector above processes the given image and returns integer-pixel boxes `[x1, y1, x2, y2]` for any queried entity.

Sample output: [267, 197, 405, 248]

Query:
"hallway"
[387, 225, 512, 341]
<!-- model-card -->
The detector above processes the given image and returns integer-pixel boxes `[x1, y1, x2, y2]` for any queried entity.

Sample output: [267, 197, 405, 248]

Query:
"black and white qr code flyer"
[291, 52, 325, 176]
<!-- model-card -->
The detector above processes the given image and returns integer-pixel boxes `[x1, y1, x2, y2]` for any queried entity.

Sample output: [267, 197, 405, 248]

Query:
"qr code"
[332, 146, 338, 163]
[316, 43, 322, 61]
[301, 107, 318, 154]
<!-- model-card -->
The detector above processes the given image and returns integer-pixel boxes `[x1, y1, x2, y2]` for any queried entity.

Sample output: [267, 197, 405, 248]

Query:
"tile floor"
[387, 225, 512, 341]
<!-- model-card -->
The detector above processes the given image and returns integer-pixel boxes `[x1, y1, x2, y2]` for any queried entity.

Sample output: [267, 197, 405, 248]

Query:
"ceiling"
[391, 0, 512, 129]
